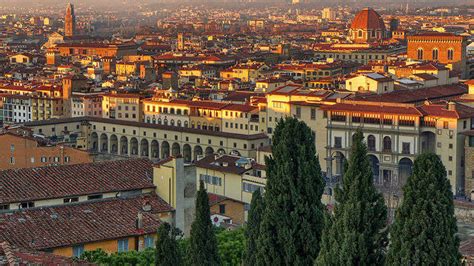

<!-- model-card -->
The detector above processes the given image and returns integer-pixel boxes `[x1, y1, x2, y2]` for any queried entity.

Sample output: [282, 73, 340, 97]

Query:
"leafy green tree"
[216, 227, 245, 265]
[156, 222, 182, 266]
[316, 130, 388, 265]
[188, 181, 220, 265]
[387, 153, 460, 265]
[256, 117, 325, 265]
[243, 190, 264, 266]
[80, 248, 156, 265]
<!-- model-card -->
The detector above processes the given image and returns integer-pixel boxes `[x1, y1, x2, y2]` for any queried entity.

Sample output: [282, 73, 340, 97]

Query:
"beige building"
[102, 93, 143, 122]
[25, 117, 270, 163]
[321, 99, 474, 198]
[463, 131, 474, 199]
[345, 73, 395, 94]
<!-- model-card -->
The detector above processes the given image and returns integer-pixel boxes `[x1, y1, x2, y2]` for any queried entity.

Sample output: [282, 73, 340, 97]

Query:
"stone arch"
[161, 141, 170, 159]
[183, 144, 192, 163]
[383, 136, 392, 152]
[130, 137, 139, 156]
[90, 132, 98, 152]
[110, 134, 118, 154]
[172, 143, 181, 157]
[120, 136, 128, 155]
[367, 135, 376, 151]
[151, 140, 159, 159]
[217, 148, 226, 155]
[368, 154, 380, 183]
[140, 139, 149, 157]
[399, 157, 414, 186]
[194, 145, 203, 161]
[99, 133, 108, 153]
[205, 147, 215, 157]
[421, 131, 436, 153]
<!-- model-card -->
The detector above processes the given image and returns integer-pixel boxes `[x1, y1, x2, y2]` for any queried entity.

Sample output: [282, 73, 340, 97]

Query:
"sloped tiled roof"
[0, 194, 172, 250]
[0, 159, 155, 204]
[0, 241, 92, 265]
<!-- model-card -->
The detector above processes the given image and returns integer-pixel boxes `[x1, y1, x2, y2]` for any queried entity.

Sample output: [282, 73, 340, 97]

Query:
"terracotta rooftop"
[195, 155, 256, 175]
[350, 8, 386, 30]
[353, 84, 467, 103]
[0, 241, 92, 265]
[0, 194, 172, 251]
[0, 159, 155, 204]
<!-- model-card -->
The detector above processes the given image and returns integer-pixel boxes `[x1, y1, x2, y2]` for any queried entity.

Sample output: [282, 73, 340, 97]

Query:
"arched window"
[383, 136, 392, 152]
[184, 121, 189, 128]
[432, 48, 439, 60]
[177, 109, 182, 115]
[177, 120, 182, 127]
[447, 48, 454, 61]
[417, 48, 424, 60]
[164, 119, 168, 125]
[157, 118, 162, 125]
[358, 30, 363, 37]
[368, 135, 376, 151]
[170, 119, 175, 126]
[146, 117, 150, 123]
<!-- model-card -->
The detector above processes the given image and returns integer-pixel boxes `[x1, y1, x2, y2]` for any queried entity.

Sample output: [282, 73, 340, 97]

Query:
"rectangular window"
[20, 202, 34, 209]
[310, 108, 316, 120]
[242, 182, 264, 193]
[0, 204, 10, 211]
[88, 194, 103, 200]
[64, 197, 79, 203]
[73, 245, 84, 258]
[118, 239, 129, 253]
[295, 107, 301, 118]
[334, 137, 342, 148]
[144, 236, 154, 248]
[219, 204, 226, 214]
[402, 142, 410, 154]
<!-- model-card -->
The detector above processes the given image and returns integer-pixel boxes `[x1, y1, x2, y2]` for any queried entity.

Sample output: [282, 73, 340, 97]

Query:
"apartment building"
[0, 132, 91, 170]
[71, 93, 103, 117]
[102, 92, 143, 122]
[195, 154, 266, 224]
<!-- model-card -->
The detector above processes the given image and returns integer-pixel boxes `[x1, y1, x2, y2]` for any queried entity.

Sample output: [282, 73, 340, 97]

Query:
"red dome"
[350, 8, 386, 30]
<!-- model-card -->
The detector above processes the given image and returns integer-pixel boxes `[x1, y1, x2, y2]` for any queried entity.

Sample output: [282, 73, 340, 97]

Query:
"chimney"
[136, 212, 143, 230]
[447, 101, 456, 111]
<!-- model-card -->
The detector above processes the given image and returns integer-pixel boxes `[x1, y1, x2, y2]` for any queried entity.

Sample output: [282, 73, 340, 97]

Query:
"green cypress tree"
[387, 153, 460, 265]
[156, 222, 181, 266]
[188, 181, 220, 266]
[256, 117, 325, 265]
[316, 130, 388, 265]
[243, 189, 264, 266]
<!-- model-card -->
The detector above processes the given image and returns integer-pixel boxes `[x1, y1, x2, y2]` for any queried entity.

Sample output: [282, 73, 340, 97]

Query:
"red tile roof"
[0, 194, 172, 250]
[350, 8, 385, 30]
[353, 84, 467, 103]
[0, 159, 155, 204]
[321, 101, 422, 116]
[418, 102, 474, 119]
[0, 241, 92, 265]
[196, 155, 255, 175]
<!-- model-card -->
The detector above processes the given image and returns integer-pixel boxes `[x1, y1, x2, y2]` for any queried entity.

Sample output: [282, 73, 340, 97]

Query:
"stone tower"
[65, 3, 76, 37]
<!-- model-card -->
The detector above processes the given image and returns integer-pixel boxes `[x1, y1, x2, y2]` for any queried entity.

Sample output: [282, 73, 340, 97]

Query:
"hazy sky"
[0, 0, 470, 10]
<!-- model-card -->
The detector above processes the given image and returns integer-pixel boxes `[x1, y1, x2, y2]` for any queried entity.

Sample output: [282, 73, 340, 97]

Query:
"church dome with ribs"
[349, 8, 387, 43]
[351, 8, 386, 31]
